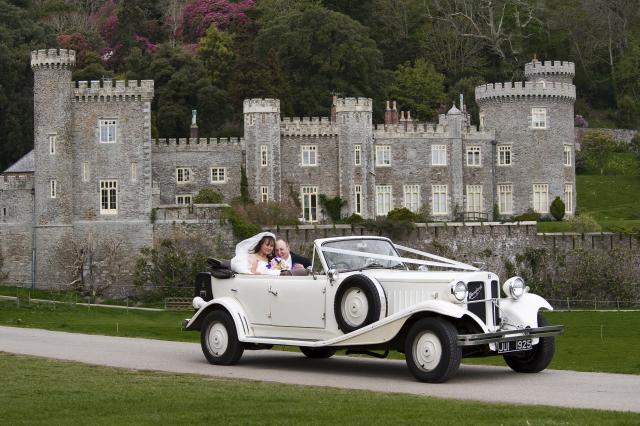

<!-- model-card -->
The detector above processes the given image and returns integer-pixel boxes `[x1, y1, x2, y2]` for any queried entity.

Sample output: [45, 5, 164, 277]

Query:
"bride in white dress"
[230, 232, 280, 275]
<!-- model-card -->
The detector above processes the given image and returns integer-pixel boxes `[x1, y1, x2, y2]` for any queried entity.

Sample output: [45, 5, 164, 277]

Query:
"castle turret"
[243, 99, 281, 202]
[335, 97, 374, 217]
[475, 59, 576, 217]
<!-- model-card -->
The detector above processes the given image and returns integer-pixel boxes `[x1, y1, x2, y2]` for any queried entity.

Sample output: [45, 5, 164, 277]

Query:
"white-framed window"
[403, 184, 420, 213]
[176, 194, 192, 205]
[376, 185, 392, 216]
[100, 180, 117, 215]
[533, 184, 549, 213]
[466, 146, 481, 166]
[375, 145, 391, 166]
[82, 162, 89, 182]
[531, 107, 547, 129]
[564, 184, 573, 214]
[354, 144, 361, 166]
[354, 184, 362, 215]
[48, 134, 56, 155]
[131, 162, 137, 182]
[301, 145, 317, 166]
[301, 186, 318, 222]
[466, 185, 483, 213]
[99, 119, 117, 143]
[431, 145, 447, 166]
[260, 186, 269, 203]
[260, 145, 268, 166]
[176, 167, 191, 183]
[210, 167, 226, 183]
[498, 145, 511, 166]
[50, 180, 57, 198]
[498, 184, 513, 215]
[564, 145, 572, 166]
[432, 185, 448, 215]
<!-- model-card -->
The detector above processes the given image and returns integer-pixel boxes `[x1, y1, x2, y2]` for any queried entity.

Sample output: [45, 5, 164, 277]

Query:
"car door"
[234, 275, 272, 325]
[269, 275, 327, 328]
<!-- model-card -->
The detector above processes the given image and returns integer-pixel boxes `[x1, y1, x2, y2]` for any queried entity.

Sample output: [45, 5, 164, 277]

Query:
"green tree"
[614, 30, 640, 129]
[197, 25, 235, 83]
[386, 58, 446, 120]
[579, 131, 617, 175]
[550, 197, 565, 221]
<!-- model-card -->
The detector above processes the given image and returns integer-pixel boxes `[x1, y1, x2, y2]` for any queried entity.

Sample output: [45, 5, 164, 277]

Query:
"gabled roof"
[3, 150, 34, 174]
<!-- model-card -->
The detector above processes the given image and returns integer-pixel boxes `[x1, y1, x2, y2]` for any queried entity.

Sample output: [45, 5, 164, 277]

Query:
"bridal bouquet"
[268, 256, 289, 271]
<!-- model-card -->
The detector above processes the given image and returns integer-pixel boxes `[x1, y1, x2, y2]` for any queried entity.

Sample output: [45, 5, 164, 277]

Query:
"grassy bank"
[1, 353, 638, 425]
[1, 300, 638, 375]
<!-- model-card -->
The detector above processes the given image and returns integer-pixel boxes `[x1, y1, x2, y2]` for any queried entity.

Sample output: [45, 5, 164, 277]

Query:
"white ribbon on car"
[320, 246, 478, 271]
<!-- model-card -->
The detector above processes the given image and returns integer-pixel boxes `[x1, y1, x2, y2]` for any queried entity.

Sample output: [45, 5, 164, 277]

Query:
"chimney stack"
[330, 95, 337, 122]
[384, 100, 399, 125]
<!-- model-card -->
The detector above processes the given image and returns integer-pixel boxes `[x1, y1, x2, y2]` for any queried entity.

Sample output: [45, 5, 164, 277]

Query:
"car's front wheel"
[404, 317, 461, 383]
[503, 313, 555, 373]
[200, 309, 244, 365]
[299, 346, 337, 359]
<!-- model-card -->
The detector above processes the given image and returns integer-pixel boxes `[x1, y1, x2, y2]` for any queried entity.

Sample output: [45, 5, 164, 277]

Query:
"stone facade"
[0, 49, 578, 289]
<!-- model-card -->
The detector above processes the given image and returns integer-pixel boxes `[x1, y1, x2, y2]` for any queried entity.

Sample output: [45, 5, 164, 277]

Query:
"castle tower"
[243, 99, 281, 202]
[446, 104, 465, 215]
[475, 60, 576, 217]
[335, 98, 374, 218]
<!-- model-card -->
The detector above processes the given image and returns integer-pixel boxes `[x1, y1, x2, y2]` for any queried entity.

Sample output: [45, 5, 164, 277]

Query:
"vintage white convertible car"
[183, 236, 563, 383]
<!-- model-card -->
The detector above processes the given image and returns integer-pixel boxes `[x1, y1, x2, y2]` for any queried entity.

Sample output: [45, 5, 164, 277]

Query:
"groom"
[275, 239, 311, 271]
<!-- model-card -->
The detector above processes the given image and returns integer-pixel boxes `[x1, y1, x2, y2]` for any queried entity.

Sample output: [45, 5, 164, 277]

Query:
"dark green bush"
[514, 208, 541, 222]
[319, 195, 346, 223]
[194, 188, 224, 204]
[387, 207, 420, 222]
[550, 196, 566, 221]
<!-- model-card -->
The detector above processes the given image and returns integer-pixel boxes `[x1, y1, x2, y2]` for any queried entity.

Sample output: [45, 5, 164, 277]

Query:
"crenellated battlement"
[153, 137, 244, 147]
[31, 48, 76, 70]
[280, 116, 337, 136]
[243, 98, 280, 114]
[475, 80, 576, 102]
[335, 97, 372, 112]
[0, 174, 34, 191]
[524, 60, 575, 79]
[72, 79, 154, 102]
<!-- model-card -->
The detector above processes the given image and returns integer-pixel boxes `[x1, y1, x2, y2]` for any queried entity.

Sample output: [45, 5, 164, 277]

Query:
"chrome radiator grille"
[466, 280, 500, 328]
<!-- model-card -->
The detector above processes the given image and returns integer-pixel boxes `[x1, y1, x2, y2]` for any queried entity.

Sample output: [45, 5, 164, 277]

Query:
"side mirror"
[327, 268, 339, 282]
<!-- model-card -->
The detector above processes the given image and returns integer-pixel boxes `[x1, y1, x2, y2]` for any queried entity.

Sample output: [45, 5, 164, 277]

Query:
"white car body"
[184, 236, 563, 382]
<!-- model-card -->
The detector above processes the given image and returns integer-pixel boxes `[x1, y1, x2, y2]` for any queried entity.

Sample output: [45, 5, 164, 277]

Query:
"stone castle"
[0, 48, 576, 288]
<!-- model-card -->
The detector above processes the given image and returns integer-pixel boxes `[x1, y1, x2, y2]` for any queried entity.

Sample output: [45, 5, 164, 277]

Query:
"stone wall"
[574, 128, 638, 146]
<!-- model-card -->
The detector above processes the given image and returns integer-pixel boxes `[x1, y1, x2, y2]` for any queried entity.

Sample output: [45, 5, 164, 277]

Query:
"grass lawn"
[0, 353, 638, 425]
[1, 300, 639, 375]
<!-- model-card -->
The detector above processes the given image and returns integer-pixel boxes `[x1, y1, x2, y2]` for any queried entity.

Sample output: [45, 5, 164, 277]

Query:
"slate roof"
[3, 150, 34, 174]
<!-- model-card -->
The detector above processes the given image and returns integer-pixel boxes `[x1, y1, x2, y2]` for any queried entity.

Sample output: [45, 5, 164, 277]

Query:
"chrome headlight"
[450, 281, 468, 302]
[503, 277, 526, 299]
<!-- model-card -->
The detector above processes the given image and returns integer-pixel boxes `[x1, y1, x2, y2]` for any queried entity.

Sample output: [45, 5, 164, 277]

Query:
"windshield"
[321, 239, 405, 272]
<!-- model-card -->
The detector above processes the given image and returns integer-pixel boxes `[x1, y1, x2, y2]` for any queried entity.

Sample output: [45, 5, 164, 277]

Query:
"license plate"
[497, 339, 532, 353]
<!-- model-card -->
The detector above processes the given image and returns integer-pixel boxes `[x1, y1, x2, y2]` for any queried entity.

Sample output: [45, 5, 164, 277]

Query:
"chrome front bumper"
[457, 325, 564, 346]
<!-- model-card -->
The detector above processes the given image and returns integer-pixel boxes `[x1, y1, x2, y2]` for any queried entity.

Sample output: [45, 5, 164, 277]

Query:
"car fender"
[499, 293, 553, 328]
[184, 297, 250, 339]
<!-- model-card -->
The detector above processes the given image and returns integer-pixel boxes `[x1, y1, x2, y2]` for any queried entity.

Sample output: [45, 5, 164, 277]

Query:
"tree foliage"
[386, 58, 446, 120]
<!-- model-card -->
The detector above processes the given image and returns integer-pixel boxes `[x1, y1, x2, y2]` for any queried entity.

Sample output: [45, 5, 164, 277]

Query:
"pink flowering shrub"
[180, 0, 255, 42]
[134, 34, 158, 52]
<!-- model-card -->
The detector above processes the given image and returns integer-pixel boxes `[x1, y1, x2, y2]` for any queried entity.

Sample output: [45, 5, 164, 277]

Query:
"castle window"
[466, 146, 481, 166]
[498, 184, 513, 215]
[466, 185, 483, 213]
[176, 167, 191, 183]
[48, 135, 56, 155]
[354, 185, 362, 215]
[301, 145, 317, 166]
[100, 180, 117, 215]
[261, 186, 269, 203]
[99, 119, 117, 143]
[50, 180, 57, 198]
[531, 108, 547, 129]
[479, 113, 486, 129]
[431, 145, 447, 166]
[261, 145, 268, 166]
[1, 207, 6, 217]
[564, 145, 572, 166]
[432, 185, 448, 215]
[498, 145, 511, 166]
[131, 163, 137, 182]
[176, 194, 192, 205]
[301, 186, 318, 222]
[376, 185, 392, 216]
[375, 145, 391, 166]
[564, 184, 573, 214]
[354, 144, 361, 166]
[210, 167, 226, 183]
[82, 162, 89, 182]
[403, 185, 420, 213]
[533, 184, 549, 213]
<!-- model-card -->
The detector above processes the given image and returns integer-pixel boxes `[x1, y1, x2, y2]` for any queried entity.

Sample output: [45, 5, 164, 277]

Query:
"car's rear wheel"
[200, 310, 244, 365]
[503, 313, 555, 373]
[404, 317, 461, 383]
[299, 347, 336, 359]
[334, 275, 382, 333]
